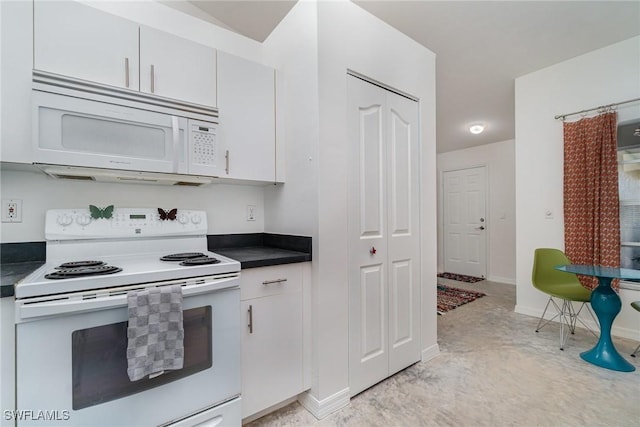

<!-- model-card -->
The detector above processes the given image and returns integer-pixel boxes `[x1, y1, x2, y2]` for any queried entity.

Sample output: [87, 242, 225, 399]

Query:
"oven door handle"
[16, 276, 239, 322]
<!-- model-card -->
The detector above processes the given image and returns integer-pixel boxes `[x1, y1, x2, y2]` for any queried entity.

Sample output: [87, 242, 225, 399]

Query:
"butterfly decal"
[89, 205, 114, 220]
[158, 208, 178, 221]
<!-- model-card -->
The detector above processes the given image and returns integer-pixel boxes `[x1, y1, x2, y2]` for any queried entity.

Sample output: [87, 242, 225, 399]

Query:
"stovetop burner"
[45, 265, 123, 280]
[180, 257, 221, 266]
[160, 252, 207, 261]
[56, 260, 105, 269]
[16, 208, 241, 299]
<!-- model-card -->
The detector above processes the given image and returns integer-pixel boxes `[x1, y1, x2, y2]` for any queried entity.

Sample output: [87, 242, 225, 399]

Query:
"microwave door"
[33, 91, 177, 173]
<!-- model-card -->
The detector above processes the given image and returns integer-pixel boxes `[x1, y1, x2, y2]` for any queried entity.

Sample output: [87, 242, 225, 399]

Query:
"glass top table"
[555, 264, 640, 372]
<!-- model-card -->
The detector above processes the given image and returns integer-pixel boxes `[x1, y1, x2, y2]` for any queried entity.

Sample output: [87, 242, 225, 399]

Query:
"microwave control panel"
[189, 122, 217, 166]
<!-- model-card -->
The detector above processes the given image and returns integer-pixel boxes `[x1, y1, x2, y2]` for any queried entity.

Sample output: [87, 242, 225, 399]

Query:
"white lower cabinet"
[240, 263, 305, 419]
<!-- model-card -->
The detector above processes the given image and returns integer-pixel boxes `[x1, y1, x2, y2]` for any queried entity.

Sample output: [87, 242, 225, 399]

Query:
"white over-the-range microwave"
[32, 71, 225, 183]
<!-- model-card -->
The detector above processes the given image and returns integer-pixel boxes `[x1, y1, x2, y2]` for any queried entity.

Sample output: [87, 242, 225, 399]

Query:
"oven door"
[15, 277, 240, 426]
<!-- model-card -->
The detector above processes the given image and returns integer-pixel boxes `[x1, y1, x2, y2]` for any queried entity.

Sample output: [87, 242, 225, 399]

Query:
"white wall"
[262, 0, 437, 415]
[319, 0, 437, 410]
[515, 36, 640, 340]
[0, 166, 265, 242]
[262, 1, 320, 238]
[318, 0, 437, 401]
[437, 139, 516, 284]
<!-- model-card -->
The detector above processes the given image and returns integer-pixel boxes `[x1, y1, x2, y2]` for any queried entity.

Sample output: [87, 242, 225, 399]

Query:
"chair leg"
[535, 297, 568, 350]
[535, 298, 599, 351]
[559, 299, 574, 350]
[632, 342, 640, 358]
[535, 297, 561, 333]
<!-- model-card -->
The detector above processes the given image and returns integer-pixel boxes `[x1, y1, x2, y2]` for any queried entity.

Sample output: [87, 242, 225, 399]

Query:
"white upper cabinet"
[33, 1, 217, 107]
[217, 51, 276, 182]
[139, 26, 216, 107]
[34, 1, 139, 90]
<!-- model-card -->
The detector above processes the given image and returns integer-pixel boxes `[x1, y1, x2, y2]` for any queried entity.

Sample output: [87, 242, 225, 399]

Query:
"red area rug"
[437, 272, 485, 283]
[437, 284, 485, 315]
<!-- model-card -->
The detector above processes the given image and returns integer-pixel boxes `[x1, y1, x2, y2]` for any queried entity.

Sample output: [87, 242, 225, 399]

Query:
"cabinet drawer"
[240, 263, 303, 301]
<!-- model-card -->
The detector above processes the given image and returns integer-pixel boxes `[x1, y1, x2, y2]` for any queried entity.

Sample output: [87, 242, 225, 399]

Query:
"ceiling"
[164, 1, 640, 153]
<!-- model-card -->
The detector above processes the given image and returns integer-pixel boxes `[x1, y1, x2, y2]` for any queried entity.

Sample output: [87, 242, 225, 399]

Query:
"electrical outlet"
[2, 199, 23, 223]
[247, 205, 257, 221]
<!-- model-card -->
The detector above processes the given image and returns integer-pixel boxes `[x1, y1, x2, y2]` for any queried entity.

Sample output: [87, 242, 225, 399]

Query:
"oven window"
[72, 306, 212, 410]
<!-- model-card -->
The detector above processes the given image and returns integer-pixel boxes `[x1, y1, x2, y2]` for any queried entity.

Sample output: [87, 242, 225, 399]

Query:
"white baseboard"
[488, 275, 516, 285]
[297, 387, 350, 420]
[515, 304, 640, 341]
[421, 343, 440, 362]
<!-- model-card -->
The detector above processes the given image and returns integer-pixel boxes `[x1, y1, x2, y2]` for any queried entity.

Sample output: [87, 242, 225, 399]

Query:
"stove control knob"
[76, 214, 92, 226]
[177, 213, 189, 224]
[191, 214, 202, 225]
[57, 214, 73, 227]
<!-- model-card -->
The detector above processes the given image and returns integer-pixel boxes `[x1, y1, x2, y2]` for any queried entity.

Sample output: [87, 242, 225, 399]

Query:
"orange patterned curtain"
[563, 112, 620, 290]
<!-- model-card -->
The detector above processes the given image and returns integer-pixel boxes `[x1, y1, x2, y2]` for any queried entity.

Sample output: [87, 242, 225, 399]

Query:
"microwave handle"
[172, 116, 181, 173]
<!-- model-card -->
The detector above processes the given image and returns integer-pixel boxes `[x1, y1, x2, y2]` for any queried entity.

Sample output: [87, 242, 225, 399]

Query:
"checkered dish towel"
[126, 285, 184, 381]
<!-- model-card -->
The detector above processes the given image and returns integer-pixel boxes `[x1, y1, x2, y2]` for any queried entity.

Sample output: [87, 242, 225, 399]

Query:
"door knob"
[370, 247, 377, 255]
[477, 226, 485, 230]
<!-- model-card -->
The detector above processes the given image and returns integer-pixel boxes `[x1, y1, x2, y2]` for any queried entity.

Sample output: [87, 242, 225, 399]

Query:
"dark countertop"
[214, 246, 311, 269]
[0, 233, 311, 297]
[208, 233, 312, 269]
[1, 262, 44, 298]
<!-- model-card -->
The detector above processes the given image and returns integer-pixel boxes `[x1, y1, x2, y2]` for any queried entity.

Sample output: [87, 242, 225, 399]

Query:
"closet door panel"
[389, 109, 412, 236]
[386, 91, 421, 376]
[348, 76, 389, 396]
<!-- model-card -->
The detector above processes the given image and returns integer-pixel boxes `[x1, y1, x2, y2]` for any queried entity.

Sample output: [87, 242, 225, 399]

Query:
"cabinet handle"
[262, 278, 287, 285]
[248, 304, 253, 334]
[150, 64, 155, 93]
[124, 57, 130, 88]
[225, 150, 230, 174]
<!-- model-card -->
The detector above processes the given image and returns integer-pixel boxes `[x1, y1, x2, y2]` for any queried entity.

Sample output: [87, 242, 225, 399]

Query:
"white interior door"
[443, 166, 487, 278]
[348, 75, 420, 397]
[386, 92, 421, 375]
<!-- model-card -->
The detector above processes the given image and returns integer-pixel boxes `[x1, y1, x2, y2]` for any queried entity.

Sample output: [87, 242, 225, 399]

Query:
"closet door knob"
[370, 247, 377, 255]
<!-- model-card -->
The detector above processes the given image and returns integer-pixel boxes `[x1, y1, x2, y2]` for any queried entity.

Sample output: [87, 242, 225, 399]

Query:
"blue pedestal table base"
[580, 277, 635, 372]
[555, 264, 639, 373]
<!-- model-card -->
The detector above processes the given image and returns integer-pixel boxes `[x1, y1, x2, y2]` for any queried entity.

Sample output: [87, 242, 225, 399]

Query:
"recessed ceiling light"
[469, 124, 485, 134]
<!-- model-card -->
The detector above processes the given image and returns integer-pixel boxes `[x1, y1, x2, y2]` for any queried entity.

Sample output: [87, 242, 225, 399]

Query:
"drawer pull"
[262, 278, 287, 285]
[248, 304, 253, 334]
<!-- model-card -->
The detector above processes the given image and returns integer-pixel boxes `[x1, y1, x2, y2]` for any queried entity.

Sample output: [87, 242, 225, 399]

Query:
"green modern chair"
[631, 301, 640, 357]
[531, 248, 599, 350]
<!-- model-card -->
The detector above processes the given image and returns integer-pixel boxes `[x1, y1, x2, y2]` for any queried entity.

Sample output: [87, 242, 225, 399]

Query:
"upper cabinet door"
[217, 52, 276, 182]
[139, 26, 217, 107]
[34, 0, 139, 90]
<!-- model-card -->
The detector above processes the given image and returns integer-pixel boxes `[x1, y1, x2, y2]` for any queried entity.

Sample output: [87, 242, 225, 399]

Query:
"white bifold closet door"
[347, 75, 421, 396]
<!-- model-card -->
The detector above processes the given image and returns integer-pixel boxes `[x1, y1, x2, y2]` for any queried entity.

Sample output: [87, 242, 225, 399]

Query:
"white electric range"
[14, 208, 242, 426]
